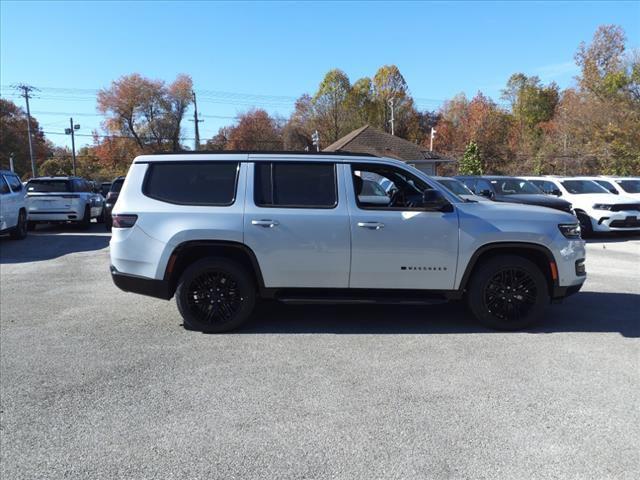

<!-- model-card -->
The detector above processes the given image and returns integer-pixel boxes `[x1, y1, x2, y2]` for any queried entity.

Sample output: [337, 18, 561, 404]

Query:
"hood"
[566, 192, 637, 207]
[460, 194, 491, 202]
[457, 199, 577, 224]
[494, 194, 572, 210]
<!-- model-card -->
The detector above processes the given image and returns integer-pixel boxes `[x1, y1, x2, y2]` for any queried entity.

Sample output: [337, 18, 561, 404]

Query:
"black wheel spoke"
[186, 269, 243, 325]
[483, 266, 537, 322]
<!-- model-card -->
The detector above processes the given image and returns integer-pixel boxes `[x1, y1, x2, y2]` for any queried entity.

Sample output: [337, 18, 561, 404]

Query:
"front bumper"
[110, 266, 172, 300]
[591, 210, 640, 231]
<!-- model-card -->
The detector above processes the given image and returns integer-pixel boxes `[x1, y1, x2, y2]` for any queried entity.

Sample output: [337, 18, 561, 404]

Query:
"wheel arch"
[459, 242, 557, 296]
[164, 240, 265, 297]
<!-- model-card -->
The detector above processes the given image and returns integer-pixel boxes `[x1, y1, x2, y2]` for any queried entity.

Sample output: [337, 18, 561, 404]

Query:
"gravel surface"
[1, 224, 638, 479]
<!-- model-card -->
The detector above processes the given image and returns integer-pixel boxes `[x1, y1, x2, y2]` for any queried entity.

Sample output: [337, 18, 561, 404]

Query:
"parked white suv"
[0, 169, 28, 239]
[25, 176, 105, 229]
[111, 153, 587, 333]
[524, 176, 640, 235]
[592, 176, 640, 200]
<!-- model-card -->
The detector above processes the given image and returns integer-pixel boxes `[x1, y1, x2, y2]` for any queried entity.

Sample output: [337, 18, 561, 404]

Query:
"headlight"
[593, 204, 613, 210]
[558, 223, 581, 239]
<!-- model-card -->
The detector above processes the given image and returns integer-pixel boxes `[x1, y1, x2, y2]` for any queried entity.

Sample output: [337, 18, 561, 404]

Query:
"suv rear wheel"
[9, 210, 27, 240]
[466, 255, 549, 330]
[80, 206, 91, 229]
[175, 257, 256, 333]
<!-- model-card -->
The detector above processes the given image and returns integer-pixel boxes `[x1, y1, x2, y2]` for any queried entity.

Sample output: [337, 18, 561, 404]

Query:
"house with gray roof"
[323, 125, 455, 175]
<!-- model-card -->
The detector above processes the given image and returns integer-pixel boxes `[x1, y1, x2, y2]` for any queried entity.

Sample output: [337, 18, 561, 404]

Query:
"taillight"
[112, 214, 138, 228]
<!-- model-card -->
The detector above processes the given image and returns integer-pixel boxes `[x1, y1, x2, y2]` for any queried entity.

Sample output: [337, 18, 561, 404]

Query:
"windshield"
[438, 179, 473, 196]
[617, 179, 640, 194]
[26, 179, 72, 193]
[491, 178, 542, 195]
[561, 180, 609, 194]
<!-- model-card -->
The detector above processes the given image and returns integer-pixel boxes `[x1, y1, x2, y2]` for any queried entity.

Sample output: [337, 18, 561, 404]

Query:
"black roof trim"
[141, 150, 379, 157]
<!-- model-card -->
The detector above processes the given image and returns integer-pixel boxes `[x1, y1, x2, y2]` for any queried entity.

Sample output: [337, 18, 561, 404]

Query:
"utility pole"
[65, 118, 80, 176]
[430, 127, 437, 151]
[311, 130, 320, 152]
[13, 84, 38, 177]
[388, 98, 395, 135]
[190, 91, 204, 150]
[9, 153, 15, 173]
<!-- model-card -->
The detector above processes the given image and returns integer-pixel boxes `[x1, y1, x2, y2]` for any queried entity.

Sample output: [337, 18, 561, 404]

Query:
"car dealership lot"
[1, 225, 638, 479]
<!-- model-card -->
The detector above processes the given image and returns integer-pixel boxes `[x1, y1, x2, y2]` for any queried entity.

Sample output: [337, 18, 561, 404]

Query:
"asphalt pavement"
[1, 224, 638, 479]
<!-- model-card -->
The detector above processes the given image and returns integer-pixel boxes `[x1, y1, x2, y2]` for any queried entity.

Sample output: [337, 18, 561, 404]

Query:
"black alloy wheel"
[187, 271, 242, 324]
[467, 254, 549, 330]
[10, 210, 28, 240]
[483, 267, 537, 322]
[176, 258, 256, 333]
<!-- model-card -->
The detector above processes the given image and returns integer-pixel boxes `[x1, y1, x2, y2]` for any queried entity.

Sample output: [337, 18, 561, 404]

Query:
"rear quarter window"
[143, 162, 239, 206]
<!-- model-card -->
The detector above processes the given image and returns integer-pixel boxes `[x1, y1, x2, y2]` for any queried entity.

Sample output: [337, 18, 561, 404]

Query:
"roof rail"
[145, 150, 379, 157]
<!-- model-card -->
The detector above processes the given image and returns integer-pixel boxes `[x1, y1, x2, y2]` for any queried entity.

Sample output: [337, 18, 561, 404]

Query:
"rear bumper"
[110, 266, 172, 300]
[28, 211, 81, 222]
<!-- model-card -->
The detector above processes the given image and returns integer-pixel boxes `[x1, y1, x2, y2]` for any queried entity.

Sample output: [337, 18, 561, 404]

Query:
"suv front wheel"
[466, 255, 549, 330]
[175, 257, 256, 333]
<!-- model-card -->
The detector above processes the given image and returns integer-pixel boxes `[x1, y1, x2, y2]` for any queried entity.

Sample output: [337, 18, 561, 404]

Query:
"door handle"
[357, 222, 385, 230]
[251, 219, 279, 228]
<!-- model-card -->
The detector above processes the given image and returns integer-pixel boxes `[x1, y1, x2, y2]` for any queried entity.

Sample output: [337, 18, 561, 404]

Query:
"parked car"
[455, 175, 574, 214]
[592, 176, 640, 200]
[100, 182, 112, 197]
[433, 176, 487, 202]
[110, 152, 586, 333]
[104, 176, 125, 230]
[524, 176, 640, 235]
[25, 176, 105, 229]
[0, 169, 28, 239]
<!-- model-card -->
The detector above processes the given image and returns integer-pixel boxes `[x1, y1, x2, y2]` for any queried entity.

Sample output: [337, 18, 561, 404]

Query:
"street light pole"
[13, 84, 38, 177]
[388, 98, 395, 136]
[65, 118, 80, 176]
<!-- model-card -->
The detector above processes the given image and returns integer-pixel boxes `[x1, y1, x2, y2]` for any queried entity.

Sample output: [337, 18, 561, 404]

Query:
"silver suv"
[110, 152, 586, 333]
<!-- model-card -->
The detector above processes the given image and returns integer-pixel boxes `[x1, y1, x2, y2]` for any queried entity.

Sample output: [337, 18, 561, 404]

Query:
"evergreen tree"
[459, 141, 483, 175]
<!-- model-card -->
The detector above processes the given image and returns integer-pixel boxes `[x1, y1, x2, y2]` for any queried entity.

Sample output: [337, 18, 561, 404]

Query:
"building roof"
[323, 125, 454, 163]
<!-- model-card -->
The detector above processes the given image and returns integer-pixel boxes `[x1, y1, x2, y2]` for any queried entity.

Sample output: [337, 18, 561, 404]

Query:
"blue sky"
[1, 0, 639, 149]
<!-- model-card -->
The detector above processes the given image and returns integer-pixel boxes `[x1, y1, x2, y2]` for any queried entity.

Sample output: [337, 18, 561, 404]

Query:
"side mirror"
[551, 189, 562, 196]
[479, 189, 493, 198]
[422, 189, 453, 212]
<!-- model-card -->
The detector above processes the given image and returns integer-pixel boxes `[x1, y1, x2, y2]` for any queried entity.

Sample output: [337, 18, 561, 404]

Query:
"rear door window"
[254, 162, 337, 208]
[5, 175, 23, 192]
[144, 162, 239, 206]
[0, 176, 10, 194]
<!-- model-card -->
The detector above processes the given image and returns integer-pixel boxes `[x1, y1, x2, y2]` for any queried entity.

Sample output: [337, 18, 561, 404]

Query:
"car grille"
[611, 204, 640, 212]
[610, 218, 640, 228]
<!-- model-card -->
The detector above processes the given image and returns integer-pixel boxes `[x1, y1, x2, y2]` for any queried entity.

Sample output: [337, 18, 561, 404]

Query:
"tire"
[466, 255, 549, 330]
[175, 257, 256, 333]
[26, 221, 36, 231]
[96, 208, 105, 224]
[105, 216, 112, 231]
[9, 210, 28, 240]
[576, 211, 593, 238]
[80, 206, 91, 229]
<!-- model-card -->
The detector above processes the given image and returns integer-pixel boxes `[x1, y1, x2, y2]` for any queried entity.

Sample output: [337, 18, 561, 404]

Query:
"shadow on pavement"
[0, 223, 110, 264]
[237, 291, 640, 337]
